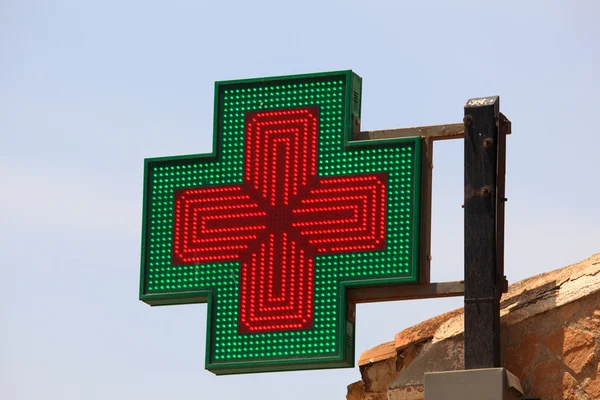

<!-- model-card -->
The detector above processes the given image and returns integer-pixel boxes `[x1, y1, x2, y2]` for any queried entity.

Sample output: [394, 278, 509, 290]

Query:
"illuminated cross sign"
[140, 71, 422, 374]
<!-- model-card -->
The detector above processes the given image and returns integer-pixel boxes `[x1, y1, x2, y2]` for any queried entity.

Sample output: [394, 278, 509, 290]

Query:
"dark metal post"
[463, 96, 503, 369]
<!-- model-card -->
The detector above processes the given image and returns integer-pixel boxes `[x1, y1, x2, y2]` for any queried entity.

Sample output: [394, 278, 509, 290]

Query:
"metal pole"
[463, 96, 503, 369]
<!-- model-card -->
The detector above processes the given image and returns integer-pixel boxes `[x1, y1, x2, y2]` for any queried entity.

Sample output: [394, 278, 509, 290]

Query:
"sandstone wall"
[347, 253, 600, 400]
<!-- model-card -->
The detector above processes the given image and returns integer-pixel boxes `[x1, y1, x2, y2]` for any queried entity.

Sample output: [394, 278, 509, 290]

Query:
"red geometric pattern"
[173, 107, 388, 333]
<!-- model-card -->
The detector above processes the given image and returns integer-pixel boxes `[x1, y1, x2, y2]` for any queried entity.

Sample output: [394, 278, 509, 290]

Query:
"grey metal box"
[424, 368, 523, 400]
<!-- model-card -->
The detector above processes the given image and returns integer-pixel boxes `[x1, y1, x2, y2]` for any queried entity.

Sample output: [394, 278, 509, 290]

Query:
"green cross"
[140, 70, 421, 374]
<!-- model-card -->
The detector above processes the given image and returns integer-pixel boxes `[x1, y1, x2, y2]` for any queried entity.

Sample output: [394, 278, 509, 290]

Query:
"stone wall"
[347, 253, 600, 400]
[503, 291, 600, 398]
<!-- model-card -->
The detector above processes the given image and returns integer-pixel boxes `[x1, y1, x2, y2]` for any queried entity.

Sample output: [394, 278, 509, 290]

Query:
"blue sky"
[1, 1, 599, 399]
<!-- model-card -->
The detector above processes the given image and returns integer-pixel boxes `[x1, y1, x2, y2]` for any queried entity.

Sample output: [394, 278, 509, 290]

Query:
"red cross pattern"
[172, 107, 387, 333]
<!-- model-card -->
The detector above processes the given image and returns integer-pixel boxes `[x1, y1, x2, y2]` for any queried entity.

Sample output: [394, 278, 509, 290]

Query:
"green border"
[139, 70, 422, 374]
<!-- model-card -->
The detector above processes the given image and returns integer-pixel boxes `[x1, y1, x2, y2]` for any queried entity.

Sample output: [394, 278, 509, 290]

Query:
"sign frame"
[139, 70, 429, 374]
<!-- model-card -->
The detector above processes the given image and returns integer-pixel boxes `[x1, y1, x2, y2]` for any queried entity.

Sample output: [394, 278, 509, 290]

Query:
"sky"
[1, 0, 599, 399]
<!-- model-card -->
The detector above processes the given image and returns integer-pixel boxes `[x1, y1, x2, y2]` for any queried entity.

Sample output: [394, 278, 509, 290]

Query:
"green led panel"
[140, 70, 422, 374]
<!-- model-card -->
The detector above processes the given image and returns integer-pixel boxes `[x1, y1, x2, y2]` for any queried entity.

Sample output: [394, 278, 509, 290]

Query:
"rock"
[504, 333, 539, 381]
[347, 381, 366, 400]
[578, 307, 600, 332]
[362, 357, 397, 393]
[544, 326, 596, 375]
[531, 359, 580, 400]
[583, 364, 600, 398]
[347, 253, 600, 400]
[387, 385, 424, 400]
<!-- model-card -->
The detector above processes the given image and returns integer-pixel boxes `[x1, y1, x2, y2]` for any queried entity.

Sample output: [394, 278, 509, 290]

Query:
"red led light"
[172, 107, 388, 333]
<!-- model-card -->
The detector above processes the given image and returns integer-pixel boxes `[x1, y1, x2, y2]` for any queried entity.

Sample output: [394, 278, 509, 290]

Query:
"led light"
[140, 71, 421, 374]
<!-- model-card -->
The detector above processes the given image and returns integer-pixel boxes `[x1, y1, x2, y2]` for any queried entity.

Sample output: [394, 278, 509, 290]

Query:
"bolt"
[481, 186, 491, 196]
[483, 138, 494, 148]
[463, 115, 472, 126]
